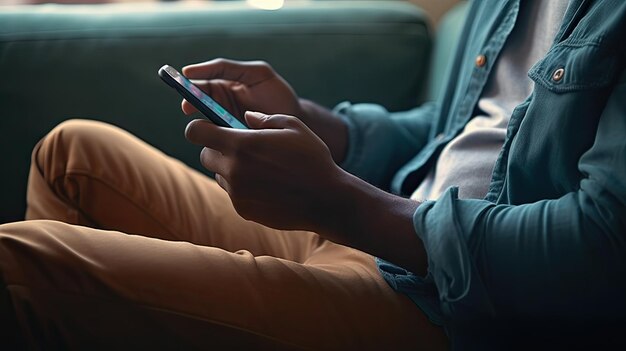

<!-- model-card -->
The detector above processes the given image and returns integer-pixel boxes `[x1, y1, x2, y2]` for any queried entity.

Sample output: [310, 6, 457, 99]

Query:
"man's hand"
[180, 59, 348, 162]
[185, 111, 347, 233]
[185, 111, 428, 275]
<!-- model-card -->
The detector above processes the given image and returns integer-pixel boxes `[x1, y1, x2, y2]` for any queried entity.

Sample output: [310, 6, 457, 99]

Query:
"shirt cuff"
[414, 187, 495, 323]
[377, 187, 497, 328]
[376, 257, 445, 326]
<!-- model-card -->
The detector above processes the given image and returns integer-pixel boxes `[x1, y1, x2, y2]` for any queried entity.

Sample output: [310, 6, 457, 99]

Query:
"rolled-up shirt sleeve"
[334, 101, 436, 190]
[410, 81, 626, 329]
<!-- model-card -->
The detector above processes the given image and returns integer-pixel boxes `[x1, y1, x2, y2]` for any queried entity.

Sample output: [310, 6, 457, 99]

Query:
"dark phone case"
[158, 68, 234, 128]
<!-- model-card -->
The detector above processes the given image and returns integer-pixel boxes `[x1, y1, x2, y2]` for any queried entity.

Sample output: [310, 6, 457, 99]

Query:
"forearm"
[299, 98, 348, 163]
[320, 168, 428, 276]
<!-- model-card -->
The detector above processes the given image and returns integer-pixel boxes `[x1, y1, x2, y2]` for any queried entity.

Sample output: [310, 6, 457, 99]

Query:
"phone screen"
[159, 65, 248, 129]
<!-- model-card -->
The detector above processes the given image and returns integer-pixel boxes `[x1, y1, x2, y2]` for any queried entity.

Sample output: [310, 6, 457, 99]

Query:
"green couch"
[0, 1, 468, 224]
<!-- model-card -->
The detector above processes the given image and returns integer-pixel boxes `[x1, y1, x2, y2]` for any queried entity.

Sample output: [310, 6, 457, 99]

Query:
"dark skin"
[182, 59, 428, 276]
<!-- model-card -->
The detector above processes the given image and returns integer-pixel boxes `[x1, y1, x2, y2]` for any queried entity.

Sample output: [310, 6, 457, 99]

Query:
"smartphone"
[158, 64, 248, 129]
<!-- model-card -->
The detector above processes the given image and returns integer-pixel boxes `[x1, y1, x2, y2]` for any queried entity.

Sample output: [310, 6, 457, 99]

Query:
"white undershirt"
[411, 0, 569, 201]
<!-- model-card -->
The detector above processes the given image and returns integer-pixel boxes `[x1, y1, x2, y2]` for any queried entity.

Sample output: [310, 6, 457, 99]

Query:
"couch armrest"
[0, 1, 430, 223]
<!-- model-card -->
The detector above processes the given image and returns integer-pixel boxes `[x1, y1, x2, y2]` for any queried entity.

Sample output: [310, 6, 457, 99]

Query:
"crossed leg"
[0, 120, 446, 349]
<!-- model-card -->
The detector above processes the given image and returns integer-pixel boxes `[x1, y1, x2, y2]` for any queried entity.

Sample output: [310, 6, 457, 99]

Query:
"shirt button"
[436, 133, 445, 141]
[475, 54, 487, 67]
[552, 68, 565, 82]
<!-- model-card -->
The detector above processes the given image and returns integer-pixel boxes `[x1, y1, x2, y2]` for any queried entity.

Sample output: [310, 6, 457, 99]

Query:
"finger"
[182, 58, 274, 86]
[181, 99, 197, 115]
[199, 147, 228, 175]
[244, 111, 302, 130]
[185, 119, 239, 152]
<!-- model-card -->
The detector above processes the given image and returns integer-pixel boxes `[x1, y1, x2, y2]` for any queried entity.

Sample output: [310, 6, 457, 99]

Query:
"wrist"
[298, 98, 348, 163]
[316, 168, 427, 275]
[297, 98, 327, 125]
[311, 165, 358, 240]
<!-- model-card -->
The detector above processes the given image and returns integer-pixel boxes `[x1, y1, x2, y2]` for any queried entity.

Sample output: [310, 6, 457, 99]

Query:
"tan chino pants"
[0, 119, 446, 349]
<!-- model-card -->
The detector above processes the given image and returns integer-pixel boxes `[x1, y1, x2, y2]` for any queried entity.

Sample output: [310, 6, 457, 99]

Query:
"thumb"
[244, 111, 299, 130]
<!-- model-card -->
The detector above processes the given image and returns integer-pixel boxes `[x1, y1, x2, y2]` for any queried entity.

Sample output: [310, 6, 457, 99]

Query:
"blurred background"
[0, 0, 459, 26]
[0, 0, 468, 223]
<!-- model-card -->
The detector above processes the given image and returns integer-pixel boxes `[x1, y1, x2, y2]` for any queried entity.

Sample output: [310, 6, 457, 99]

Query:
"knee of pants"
[35, 119, 135, 187]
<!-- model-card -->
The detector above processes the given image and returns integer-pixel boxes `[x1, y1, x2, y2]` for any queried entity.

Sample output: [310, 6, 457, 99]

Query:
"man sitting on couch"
[1, 0, 625, 349]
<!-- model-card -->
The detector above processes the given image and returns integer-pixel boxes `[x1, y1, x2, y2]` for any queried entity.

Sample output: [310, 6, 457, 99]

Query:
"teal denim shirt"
[336, 0, 626, 346]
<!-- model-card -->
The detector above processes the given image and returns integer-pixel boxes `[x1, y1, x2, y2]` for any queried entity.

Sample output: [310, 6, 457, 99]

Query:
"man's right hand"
[181, 58, 348, 163]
